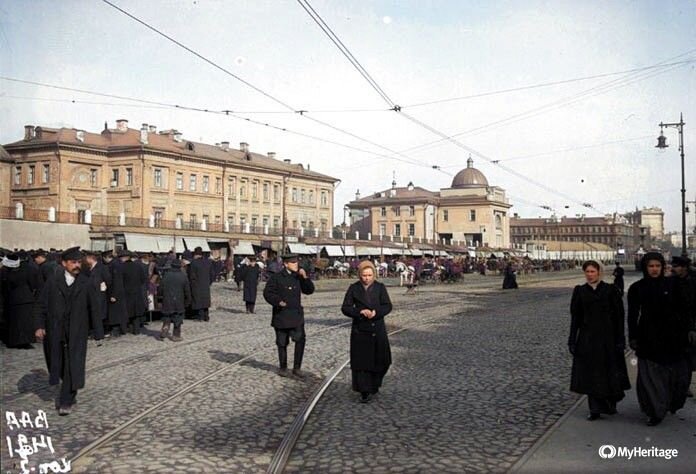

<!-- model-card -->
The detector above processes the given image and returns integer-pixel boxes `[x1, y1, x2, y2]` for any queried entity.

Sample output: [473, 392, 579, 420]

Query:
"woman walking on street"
[240, 255, 261, 313]
[628, 252, 691, 426]
[568, 260, 630, 420]
[341, 260, 393, 403]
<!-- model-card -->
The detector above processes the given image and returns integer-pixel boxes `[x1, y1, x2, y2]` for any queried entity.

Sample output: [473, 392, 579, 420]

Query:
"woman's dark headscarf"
[640, 252, 665, 277]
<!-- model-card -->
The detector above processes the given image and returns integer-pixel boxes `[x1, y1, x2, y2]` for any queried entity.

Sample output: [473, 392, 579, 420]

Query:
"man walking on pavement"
[263, 253, 315, 379]
[84, 250, 110, 338]
[189, 247, 215, 322]
[34, 247, 104, 415]
[157, 259, 191, 342]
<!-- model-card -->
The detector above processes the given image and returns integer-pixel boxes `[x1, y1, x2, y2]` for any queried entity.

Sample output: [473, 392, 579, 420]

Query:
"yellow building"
[0, 145, 11, 209]
[2, 120, 337, 235]
[347, 157, 511, 247]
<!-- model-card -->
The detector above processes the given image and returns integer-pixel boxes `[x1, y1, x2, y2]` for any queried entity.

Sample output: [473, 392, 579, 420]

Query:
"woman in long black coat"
[341, 260, 393, 403]
[568, 260, 630, 420]
[628, 252, 691, 426]
[241, 256, 261, 313]
[1, 255, 40, 348]
[502, 262, 518, 289]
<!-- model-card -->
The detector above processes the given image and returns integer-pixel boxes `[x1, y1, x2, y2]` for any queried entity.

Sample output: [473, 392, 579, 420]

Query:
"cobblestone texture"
[1, 271, 588, 472]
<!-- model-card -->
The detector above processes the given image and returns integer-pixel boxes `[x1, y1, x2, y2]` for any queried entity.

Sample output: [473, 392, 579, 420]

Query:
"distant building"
[510, 213, 640, 252]
[2, 120, 338, 236]
[346, 157, 512, 247]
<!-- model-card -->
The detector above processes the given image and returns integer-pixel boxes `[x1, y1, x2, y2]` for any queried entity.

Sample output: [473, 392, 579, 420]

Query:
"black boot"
[292, 340, 306, 379]
[249, 304, 255, 314]
[158, 322, 170, 341]
[171, 325, 182, 342]
[277, 346, 289, 377]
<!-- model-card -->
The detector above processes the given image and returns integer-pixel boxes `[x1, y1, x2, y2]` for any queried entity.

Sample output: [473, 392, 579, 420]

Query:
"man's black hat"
[281, 253, 299, 262]
[671, 256, 691, 267]
[102, 250, 114, 258]
[170, 259, 182, 268]
[61, 246, 83, 261]
[194, 246, 203, 256]
[32, 248, 47, 258]
[117, 249, 130, 258]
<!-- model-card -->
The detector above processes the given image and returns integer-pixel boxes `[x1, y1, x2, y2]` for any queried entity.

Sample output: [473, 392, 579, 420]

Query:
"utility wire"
[404, 58, 696, 108]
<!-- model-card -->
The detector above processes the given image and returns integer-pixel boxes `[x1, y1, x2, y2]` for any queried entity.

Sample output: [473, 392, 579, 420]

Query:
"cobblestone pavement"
[1, 270, 598, 473]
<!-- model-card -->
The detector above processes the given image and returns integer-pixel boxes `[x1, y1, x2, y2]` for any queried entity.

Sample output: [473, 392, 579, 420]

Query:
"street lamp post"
[656, 113, 687, 257]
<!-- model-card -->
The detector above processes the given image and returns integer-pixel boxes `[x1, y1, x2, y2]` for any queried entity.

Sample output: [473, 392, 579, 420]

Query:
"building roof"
[451, 157, 488, 188]
[0, 144, 11, 162]
[4, 122, 338, 183]
[511, 215, 630, 226]
[347, 184, 439, 207]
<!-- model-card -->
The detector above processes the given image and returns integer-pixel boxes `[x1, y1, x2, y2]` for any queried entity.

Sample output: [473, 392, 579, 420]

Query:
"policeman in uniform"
[263, 253, 314, 379]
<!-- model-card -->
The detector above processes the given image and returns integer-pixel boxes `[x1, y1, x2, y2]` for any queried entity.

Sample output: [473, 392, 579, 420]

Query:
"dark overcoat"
[341, 280, 392, 372]
[158, 269, 191, 314]
[189, 258, 215, 310]
[612, 266, 625, 293]
[263, 268, 314, 328]
[502, 265, 518, 289]
[241, 264, 261, 303]
[85, 262, 109, 323]
[121, 260, 147, 318]
[37, 260, 60, 290]
[106, 260, 128, 327]
[1, 262, 41, 346]
[34, 271, 103, 388]
[628, 276, 690, 364]
[569, 281, 630, 398]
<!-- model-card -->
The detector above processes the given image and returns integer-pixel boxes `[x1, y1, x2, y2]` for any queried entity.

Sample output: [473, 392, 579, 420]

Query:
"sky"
[1, 0, 695, 232]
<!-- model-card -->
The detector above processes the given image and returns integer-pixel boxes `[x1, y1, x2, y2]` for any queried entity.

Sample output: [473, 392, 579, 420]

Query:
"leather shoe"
[292, 368, 306, 380]
[586, 413, 600, 421]
[277, 368, 290, 378]
[58, 405, 72, 416]
[360, 393, 372, 404]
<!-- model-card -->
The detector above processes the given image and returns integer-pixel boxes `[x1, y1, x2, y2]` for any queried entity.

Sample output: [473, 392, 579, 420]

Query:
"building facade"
[2, 120, 337, 235]
[346, 157, 512, 247]
[510, 213, 640, 252]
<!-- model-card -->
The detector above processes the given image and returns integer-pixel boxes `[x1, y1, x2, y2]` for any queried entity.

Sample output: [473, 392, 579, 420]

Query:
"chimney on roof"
[116, 119, 128, 132]
[76, 130, 85, 143]
[220, 141, 229, 151]
[268, 152, 276, 159]
[407, 181, 414, 191]
[173, 131, 183, 143]
[140, 123, 149, 145]
[24, 125, 35, 141]
[148, 125, 157, 133]
[283, 158, 291, 164]
[240, 142, 249, 153]
[355, 189, 361, 200]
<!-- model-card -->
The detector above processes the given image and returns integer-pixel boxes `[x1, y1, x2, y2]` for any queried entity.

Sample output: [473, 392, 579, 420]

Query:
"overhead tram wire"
[100, 0, 427, 170]
[296, 0, 609, 214]
[403, 58, 696, 108]
[0, 77, 432, 169]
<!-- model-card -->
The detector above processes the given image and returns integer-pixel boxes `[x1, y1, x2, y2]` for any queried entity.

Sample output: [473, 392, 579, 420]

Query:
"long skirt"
[636, 357, 691, 419]
[352, 369, 386, 394]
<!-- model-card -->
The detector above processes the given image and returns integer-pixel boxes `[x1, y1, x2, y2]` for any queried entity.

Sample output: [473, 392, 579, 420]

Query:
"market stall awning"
[381, 247, 395, 256]
[342, 245, 356, 257]
[124, 233, 160, 253]
[409, 248, 424, 256]
[322, 245, 344, 257]
[156, 236, 185, 253]
[356, 246, 381, 256]
[183, 237, 211, 252]
[233, 241, 256, 255]
[288, 243, 315, 255]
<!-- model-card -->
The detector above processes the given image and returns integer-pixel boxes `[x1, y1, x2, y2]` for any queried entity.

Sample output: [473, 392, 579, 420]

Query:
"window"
[153, 208, 164, 227]
[28, 165, 35, 185]
[215, 177, 222, 194]
[292, 188, 298, 203]
[227, 214, 235, 226]
[126, 168, 133, 186]
[111, 169, 119, 186]
[203, 176, 209, 193]
[77, 210, 87, 224]
[309, 190, 314, 204]
[321, 191, 328, 207]
[251, 181, 258, 200]
[263, 182, 270, 201]
[408, 223, 415, 236]
[273, 216, 280, 229]
[273, 184, 280, 202]
[495, 214, 502, 230]
[301, 189, 306, 204]
[14, 166, 21, 185]
[251, 215, 258, 227]
[240, 214, 247, 226]
[379, 223, 386, 235]
[154, 168, 162, 187]
[90, 169, 98, 187]
[381, 207, 386, 217]
[215, 215, 221, 224]
[395, 206, 401, 217]
[189, 214, 197, 227]
[202, 214, 209, 225]
[176, 172, 183, 190]
[394, 224, 401, 237]
[43, 164, 50, 183]
[190, 174, 197, 191]
[262, 215, 269, 226]
[469, 210, 476, 221]
[228, 177, 236, 196]
[409, 206, 415, 217]
[176, 212, 184, 224]
[443, 210, 448, 222]
[240, 180, 247, 198]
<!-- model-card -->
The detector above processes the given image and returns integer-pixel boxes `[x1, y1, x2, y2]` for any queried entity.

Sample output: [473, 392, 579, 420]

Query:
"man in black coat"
[34, 247, 104, 415]
[263, 253, 315, 379]
[33, 249, 60, 291]
[106, 251, 128, 337]
[189, 247, 215, 321]
[83, 251, 110, 339]
[241, 255, 261, 313]
[670, 256, 696, 398]
[121, 251, 147, 334]
[157, 259, 191, 342]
